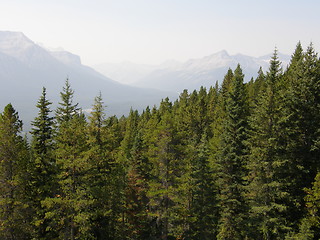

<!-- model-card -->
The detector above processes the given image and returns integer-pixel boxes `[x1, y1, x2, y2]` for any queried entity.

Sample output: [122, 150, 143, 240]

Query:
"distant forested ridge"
[1, 43, 320, 239]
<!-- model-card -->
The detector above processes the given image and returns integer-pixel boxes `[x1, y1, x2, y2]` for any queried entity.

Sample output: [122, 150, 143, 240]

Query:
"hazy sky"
[0, 0, 320, 65]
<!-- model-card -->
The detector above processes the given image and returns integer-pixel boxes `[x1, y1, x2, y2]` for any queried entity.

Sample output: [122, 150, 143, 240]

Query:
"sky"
[0, 0, 320, 66]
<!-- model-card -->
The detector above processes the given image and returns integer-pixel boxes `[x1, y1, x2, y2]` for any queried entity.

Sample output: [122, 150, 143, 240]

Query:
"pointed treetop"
[221, 68, 234, 97]
[89, 92, 106, 127]
[55, 79, 80, 124]
[267, 47, 283, 84]
[234, 64, 244, 78]
[0, 103, 23, 135]
[30, 87, 54, 157]
[290, 41, 304, 65]
[305, 42, 318, 62]
[257, 66, 265, 77]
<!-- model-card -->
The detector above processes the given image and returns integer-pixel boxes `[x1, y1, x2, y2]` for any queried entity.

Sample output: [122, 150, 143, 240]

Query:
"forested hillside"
[1, 43, 320, 239]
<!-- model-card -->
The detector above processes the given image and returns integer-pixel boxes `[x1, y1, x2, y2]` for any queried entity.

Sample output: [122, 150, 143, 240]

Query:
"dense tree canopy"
[1, 43, 320, 239]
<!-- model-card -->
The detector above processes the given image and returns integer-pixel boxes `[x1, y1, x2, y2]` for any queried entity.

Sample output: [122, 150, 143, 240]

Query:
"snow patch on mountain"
[0, 31, 177, 130]
[0, 31, 34, 58]
[180, 50, 233, 71]
[93, 50, 290, 92]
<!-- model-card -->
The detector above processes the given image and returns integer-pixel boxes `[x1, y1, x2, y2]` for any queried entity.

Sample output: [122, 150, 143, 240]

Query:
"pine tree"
[287, 171, 320, 239]
[283, 43, 320, 235]
[43, 113, 92, 239]
[189, 132, 218, 239]
[297, 172, 320, 239]
[279, 42, 308, 232]
[55, 79, 79, 125]
[216, 65, 249, 240]
[246, 49, 291, 239]
[247, 67, 266, 108]
[124, 130, 152, 239]
[144, 98, 188, 239]
[173, 87, 219, 238]
[209, 70, 234, 166]
[85, 93, 115, 239]
[29, 87, 56, 239]
[0, 104, 32, 239]
[207, 82, 220, 127]
[43, 83, 92, 239]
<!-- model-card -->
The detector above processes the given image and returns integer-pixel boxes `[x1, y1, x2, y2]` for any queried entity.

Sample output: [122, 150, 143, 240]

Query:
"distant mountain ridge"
[94, 50, 290, 92]
[0, 30, 291, 129]
[0, 31, 176, 128]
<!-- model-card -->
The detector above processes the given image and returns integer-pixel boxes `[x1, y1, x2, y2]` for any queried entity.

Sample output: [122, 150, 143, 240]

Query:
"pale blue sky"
[0, 0, 319, 65]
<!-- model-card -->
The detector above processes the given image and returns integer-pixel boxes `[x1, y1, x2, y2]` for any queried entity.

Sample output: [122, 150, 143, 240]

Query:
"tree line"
[1, 42, 320, 239]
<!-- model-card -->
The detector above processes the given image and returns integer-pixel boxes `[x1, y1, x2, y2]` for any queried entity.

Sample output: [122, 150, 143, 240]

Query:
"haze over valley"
[0, 31, 177, 128]
[0, 31, 291, 128]
[1, 1, 320, 239]
[94, 50, 290, 92]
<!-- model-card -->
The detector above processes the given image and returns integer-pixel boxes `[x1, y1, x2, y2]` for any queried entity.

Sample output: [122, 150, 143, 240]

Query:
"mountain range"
[0, 31, 176, 129]
[94, 50, 291, 92]
[0, 31, 291, 129]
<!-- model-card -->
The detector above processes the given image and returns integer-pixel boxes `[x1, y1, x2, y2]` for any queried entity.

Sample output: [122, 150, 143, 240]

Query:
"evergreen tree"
[29, 87, 56, 239]
[279, 42, 309, 232]
[55, 79, 79, 125]
[124, 130, 152, 239]
[0, 45, 319, 239]
[209, 70, 233, 166]
[215, 65, 249, 240]
[145, 98, 188, 239]
[283, 43, 320, 236]
[43, 83, 92, 239]
[297, 172, 320, 239]
[85, 93, 116, 239]
[207, 82, 220, 127]
[247, 67, 266, 108]
[189, 132, 218, 239]
[0, 104, 32, 239]
[246, 49, 291, 239]
[43, 113, 92, 239]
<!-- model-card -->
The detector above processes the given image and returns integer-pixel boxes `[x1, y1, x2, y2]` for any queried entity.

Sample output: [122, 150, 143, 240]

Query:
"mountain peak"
[216, 49, 229, 56]
[0, 31, 38, 63]
[0, 30, 29, 39]
[181, 50, 232, 71]
[0, 31, 34, 51]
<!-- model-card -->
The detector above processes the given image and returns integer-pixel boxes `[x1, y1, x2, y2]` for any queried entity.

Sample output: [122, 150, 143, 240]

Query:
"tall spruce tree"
[216, 65, 249, 240]
[209, 70, 234, 167]
[144, 98, 189, 239]
[43, 82, 93, 239]
[246, 49, 292, 239]
[85, 93, 115, 239]
[43, 112, 92, 239]
[55, 79, 79, 126]
[279, 42, 308, 232]
[29, 87, 56, 239]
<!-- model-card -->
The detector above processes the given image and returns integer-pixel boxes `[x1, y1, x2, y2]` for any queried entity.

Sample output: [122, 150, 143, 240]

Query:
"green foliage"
[44, 112, 92, 239]
[0, 43, 320, 239]
[246, 49, 294, 239]
[29, 87, 56, 239]
[302, 172, 320, 239]
[216, 65, 249, 240]
[0, 104, 33, 239]
[55, 79, 79, 125]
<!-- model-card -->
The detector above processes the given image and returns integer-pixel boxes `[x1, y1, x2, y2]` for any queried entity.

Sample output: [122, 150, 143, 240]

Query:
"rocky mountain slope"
[0, 31, 176, 128]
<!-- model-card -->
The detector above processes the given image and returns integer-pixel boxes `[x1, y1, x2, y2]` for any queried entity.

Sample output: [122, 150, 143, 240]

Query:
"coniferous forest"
[1, 43, 320, 240]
